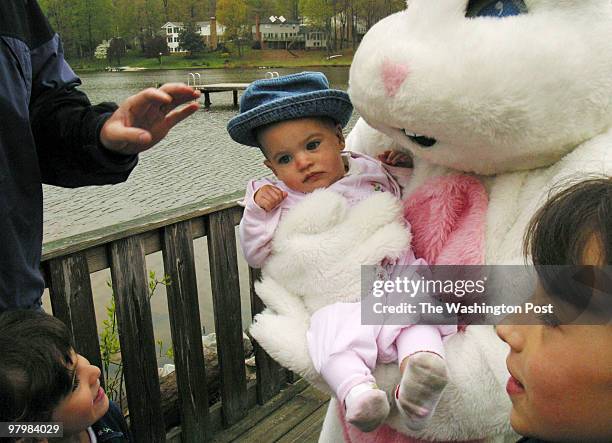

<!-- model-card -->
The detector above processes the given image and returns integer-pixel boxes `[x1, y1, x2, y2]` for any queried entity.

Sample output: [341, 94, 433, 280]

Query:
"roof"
[161, 21, 213, 28]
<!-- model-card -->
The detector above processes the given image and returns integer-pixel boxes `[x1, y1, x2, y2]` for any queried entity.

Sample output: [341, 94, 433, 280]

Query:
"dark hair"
[524, 176, 612, 266]
[524, 176, 612, 312]
[0, 311, 75, 423]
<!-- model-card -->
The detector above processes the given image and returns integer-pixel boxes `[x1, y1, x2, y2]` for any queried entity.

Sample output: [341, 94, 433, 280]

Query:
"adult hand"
[100, 83, 201, 155]
[254, 185, 287, 212]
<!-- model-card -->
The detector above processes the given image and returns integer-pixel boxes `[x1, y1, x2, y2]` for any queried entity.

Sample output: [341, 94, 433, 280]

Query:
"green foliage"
[40, 0, 114, 57]
[40, 0, 408, 61]
[218, 0, 251, 57]
[99, 271, 172, 405]
[178, 23, 206, 57]
[107, 37, 126, 65]
[144, 36, 169, 58]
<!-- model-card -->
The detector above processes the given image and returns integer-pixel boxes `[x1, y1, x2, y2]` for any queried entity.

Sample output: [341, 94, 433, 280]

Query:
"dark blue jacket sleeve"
[27, 1, 137, 187]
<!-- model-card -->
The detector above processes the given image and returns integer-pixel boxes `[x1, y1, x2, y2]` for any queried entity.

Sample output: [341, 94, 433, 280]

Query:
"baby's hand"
[254, 185, 288, 212]
[378, 150, 413, 167]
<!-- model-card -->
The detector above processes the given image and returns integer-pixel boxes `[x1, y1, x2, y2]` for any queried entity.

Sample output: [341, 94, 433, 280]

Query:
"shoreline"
[70, 48, 355, 74]
[74, 62, 352, 74]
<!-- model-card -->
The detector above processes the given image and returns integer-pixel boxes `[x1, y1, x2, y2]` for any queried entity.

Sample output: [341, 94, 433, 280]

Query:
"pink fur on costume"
[382, 59, 410, 98]
[338, 174, 488, 443]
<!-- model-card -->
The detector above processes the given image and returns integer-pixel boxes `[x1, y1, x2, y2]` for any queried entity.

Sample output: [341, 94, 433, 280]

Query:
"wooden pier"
[41, 194, 328, 442]
[192, 83, 250, 108]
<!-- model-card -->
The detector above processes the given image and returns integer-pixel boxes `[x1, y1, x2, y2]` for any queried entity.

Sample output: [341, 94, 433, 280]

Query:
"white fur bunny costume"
[250, 1, 612, 441]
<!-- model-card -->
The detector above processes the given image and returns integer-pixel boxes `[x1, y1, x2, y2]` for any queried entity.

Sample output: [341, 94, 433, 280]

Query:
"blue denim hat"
[227, 72, 353, 147]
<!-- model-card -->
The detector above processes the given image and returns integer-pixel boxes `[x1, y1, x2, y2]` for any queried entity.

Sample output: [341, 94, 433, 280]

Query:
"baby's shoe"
[395, 352, 448, 430]
[345, 383, 390, 432]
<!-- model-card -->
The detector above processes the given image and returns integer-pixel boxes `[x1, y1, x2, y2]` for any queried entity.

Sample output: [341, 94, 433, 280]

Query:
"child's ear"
[335, 124, 345, 150]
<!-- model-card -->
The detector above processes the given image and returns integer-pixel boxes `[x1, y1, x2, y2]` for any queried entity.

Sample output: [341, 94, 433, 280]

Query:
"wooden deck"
[166, 379, 330, 442]
[41, 195, 332, 442]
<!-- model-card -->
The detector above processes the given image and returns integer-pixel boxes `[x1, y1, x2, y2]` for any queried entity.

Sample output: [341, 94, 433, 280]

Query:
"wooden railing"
[41, 192, 288, 442]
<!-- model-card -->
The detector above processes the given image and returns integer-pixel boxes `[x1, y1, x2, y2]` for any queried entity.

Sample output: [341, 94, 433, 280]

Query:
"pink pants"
[307, 302, 456, 403]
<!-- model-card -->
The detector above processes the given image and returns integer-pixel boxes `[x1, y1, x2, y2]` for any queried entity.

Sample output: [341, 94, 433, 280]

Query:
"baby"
[228, 72, 454, 432]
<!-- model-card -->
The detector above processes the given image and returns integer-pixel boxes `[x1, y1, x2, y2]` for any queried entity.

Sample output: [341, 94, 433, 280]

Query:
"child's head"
[227, 72, 353, 193]
[0, 310, 109, 437]
[497, 177, 612, 442]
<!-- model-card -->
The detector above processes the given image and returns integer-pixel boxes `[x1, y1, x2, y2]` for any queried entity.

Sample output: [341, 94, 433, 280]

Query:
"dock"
[192, 83, 250, 108]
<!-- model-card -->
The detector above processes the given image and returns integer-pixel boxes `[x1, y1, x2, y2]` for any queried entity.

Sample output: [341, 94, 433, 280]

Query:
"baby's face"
[259, 117, 346, 194]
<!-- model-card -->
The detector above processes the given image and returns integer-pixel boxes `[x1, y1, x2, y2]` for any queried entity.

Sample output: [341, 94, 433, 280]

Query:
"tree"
[178, 23, 206, 57]
[41, 0, 113, 57]
[144, 36, 169, 58]
[107, 37, 126, 65]
[217, 0, 250, 57]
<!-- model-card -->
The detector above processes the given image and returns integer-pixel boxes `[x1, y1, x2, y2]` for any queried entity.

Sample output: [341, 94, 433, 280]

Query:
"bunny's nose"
[382, 59, 409, 97]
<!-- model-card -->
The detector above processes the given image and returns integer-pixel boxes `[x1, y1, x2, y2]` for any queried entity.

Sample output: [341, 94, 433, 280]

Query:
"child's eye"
[306, 141, 320, 150]
[277, 154, 292, 165]
[536, 312, 561, 328]
[72, 377, 80, 392]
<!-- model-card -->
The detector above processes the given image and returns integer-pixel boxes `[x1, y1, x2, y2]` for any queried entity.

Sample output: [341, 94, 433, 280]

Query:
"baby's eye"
[72, 377, 80, 392]
[306, 141, 320, 150]
[277, 154, 292, 165]
[536, 312, 560, 328]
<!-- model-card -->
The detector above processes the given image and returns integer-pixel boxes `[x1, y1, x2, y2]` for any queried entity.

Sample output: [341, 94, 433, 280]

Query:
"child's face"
[259, 117, 346, 193]
[497, 240, 612, 441]
[52, 353, 109, 436]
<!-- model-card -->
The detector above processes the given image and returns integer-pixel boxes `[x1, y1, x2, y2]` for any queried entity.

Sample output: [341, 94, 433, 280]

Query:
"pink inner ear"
[382, 59, 410, 97]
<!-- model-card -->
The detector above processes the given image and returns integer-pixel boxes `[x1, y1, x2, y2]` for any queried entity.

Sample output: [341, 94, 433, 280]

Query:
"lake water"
[41, 66, 357, 364]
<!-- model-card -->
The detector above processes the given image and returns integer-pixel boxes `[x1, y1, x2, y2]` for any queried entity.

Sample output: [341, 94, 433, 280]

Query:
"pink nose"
[382, 60, 409, 97]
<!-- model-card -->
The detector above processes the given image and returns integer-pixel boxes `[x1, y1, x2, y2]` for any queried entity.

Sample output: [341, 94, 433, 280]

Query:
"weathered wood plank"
[109, 236, 165, 442]
[166, 378, 267, 442]
[42, 193, 243, 263]
[275, 402, 328, 443]
[249, 267, 284, 404]
[211, 378, 309, 443]
[162, 221, 210, 441]
[46, 252, 103, 386]
[206, 207, 248, 426]
[232, 385, 329, 443]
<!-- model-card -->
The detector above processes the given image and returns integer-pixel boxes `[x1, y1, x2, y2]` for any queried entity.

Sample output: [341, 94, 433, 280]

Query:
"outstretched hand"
[100, 83, 201, 155]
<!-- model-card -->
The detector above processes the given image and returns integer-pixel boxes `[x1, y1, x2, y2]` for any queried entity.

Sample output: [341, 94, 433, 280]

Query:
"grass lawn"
[70, 45, 355, 73]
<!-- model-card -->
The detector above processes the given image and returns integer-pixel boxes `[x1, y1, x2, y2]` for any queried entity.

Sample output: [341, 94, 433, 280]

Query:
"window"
[166, 27, 171, 34]
[167, 37, 172, 43]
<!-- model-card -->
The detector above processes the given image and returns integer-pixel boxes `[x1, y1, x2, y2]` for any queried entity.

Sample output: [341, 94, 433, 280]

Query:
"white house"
[304, 30, 327, 49]
[251, 16, 327, 50]
[161, 20, 226, 52]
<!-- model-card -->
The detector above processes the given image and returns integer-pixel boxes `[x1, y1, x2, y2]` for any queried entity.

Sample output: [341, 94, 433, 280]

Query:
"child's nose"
[295, 153, 313, 170]
[496, 324, 525, 352]
[86, 362, 101, 383]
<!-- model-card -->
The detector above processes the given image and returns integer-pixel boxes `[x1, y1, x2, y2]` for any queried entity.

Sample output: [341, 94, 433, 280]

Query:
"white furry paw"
[275, 189, 347, 240]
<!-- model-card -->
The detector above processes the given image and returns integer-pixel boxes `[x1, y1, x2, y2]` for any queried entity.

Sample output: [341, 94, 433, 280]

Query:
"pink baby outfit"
[239, 151, 456, 405]
[240, 151, 409, 268]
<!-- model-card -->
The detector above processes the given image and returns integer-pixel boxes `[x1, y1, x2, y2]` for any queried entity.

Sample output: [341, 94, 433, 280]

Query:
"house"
[161, 19, 226, 52]
[304, 29, 327, 49]
[251, 16, 327, 50]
